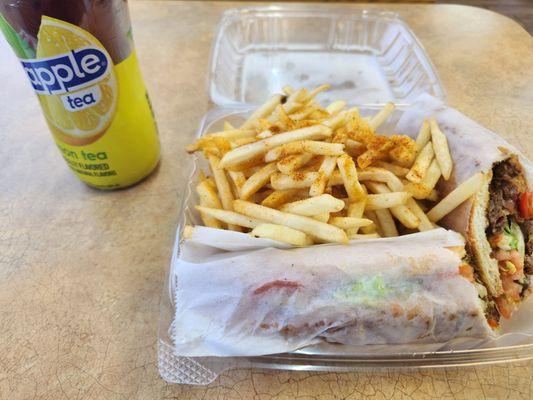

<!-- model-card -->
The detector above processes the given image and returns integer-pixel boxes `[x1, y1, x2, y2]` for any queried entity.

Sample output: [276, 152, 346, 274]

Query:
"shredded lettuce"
[499, 221, 524, 255]
[512, 222, 526, 260]
[501, 223, 518, 250]
[335, 275, 391, 305]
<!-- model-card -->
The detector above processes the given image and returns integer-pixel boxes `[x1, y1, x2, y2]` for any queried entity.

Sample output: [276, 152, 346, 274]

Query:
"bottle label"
[1, 12, 160, 189]
[28, 16, 118, 146]
[21, 47, 111, 95]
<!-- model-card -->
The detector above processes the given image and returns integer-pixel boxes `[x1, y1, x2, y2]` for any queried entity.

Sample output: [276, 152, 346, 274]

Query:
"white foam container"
[156, 5, 530, 385]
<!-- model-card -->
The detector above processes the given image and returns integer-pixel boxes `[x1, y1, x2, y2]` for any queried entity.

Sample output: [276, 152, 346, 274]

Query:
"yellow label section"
[51, 51, 160, 189]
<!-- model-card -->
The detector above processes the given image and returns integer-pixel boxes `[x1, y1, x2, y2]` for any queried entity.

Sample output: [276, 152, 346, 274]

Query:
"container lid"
[209, 6, 445, 108]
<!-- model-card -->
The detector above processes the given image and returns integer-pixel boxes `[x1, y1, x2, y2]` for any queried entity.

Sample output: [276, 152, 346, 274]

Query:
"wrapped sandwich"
[397, 94, 532, 327]
[173, 229, 494, 356]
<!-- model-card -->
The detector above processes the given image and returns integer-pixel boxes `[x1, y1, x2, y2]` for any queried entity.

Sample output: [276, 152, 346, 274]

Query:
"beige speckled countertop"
[1, 1, 532, 399]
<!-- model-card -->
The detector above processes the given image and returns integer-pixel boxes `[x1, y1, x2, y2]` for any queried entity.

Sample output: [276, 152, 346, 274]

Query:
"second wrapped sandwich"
[397, 95, 533, 326]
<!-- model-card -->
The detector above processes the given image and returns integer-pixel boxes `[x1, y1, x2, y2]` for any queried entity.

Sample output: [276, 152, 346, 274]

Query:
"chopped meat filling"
[486, 156, 531, 318]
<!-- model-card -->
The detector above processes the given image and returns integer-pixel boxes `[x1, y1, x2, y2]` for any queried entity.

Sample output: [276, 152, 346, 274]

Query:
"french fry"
[219, 125, 332, 169]
[406, 142, 435, 183]
[257, 130, 273, 139]
[243, 166, 261, 178]
[374, 161, 410, 177]
[326, 100, 346, 115]
[430, 118, 453, 180]
[265, 140, 344, 162]
[344, 139, 366, 157]
[280, 194, 345, 216]
[337, 154, 366, 201]
[313, 213, 330, 223]
[347, 199, 366, 219]
[347, 232, 380, 240]
[195, 206, 265, 229]
[289, 106, 318, 121]
[240, 163, 278, 200]
[227, 170, 246, 197]
[366, 181, 420, 229]
[358, 167, 404, 191]
[251, 224, 313, 246]
[271, 171, 320, 190]
[209, 128, 255, 140]
[426, 189, 439, 202]
[187, 130, 255, 153]
[309, 156, 338, 196]
[183, 225, 194, 239]
[268, 89, 307, 121]
[326, 170, 344, 186]
[404, 159, 442, 199]
[415, 119, 431, 152]
[346, 198, 367, 235]
[261, 189, 301, 208]
[405, 198, 434, 231]
[233, 200, 348, 243]
[196, 178, 222, 209]
[403, 183, 427, 200]
[223, 121, 234, 131]
[232, 137, 257, 147]
[427, 172, 484, 222]
[303, 84, 331, 102]
[375, 209, 398, 237]
[199, 170, 214, 186]
[196, 180, 224, 229]
[207, 153, 240, 231]
[328, 217, 373, 230]
[282, 85, 294, 95]
[369, 102, 395, 130]
[277, 153, 314, 175]
[322, 110, 348, 130]
[365, 192, 411, 210]
[362, 211, 381, 235]
[389, 135, 416, 168]
[249, 189, 274, 204]
[241, 94, 282, 129]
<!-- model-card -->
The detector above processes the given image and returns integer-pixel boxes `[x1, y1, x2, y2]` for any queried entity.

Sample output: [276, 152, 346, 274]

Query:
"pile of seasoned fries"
[186, 85, 483, 246]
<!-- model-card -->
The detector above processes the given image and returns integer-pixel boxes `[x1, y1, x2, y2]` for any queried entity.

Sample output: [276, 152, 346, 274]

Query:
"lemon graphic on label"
[36, 16, 117, 146]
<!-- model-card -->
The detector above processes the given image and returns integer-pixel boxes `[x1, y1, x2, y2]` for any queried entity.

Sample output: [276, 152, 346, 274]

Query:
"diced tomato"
[494, 249, 524, 280]
[519, 191, 533, 219]
[495, 296, 516, 319]
[487, 317, 500, 329]
[458, 263, 474, 282]
[501, 274, 522, 302]
[391, 303, 404, 317]
[495, 273, 522, 319]
[489, 233, 503, 248]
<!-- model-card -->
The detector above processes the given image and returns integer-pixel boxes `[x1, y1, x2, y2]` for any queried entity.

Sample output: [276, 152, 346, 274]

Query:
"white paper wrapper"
[396, 93, 533, 235]
[173, 229, 496, 357]
[396, 94, 532, 325]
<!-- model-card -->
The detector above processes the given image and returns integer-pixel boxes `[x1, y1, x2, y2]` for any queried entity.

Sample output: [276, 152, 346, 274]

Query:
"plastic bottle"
[0, 0, 160, 189]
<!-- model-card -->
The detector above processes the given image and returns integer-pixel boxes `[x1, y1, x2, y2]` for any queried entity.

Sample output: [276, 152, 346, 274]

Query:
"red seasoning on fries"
[186, 85, 483, 246]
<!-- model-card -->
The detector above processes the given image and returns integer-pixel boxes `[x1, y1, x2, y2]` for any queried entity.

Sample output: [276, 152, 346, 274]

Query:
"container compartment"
[209, 7, 444, 108]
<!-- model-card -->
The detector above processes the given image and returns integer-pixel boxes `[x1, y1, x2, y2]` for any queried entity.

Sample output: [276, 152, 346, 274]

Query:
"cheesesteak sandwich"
[397, 95, 532, 328]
